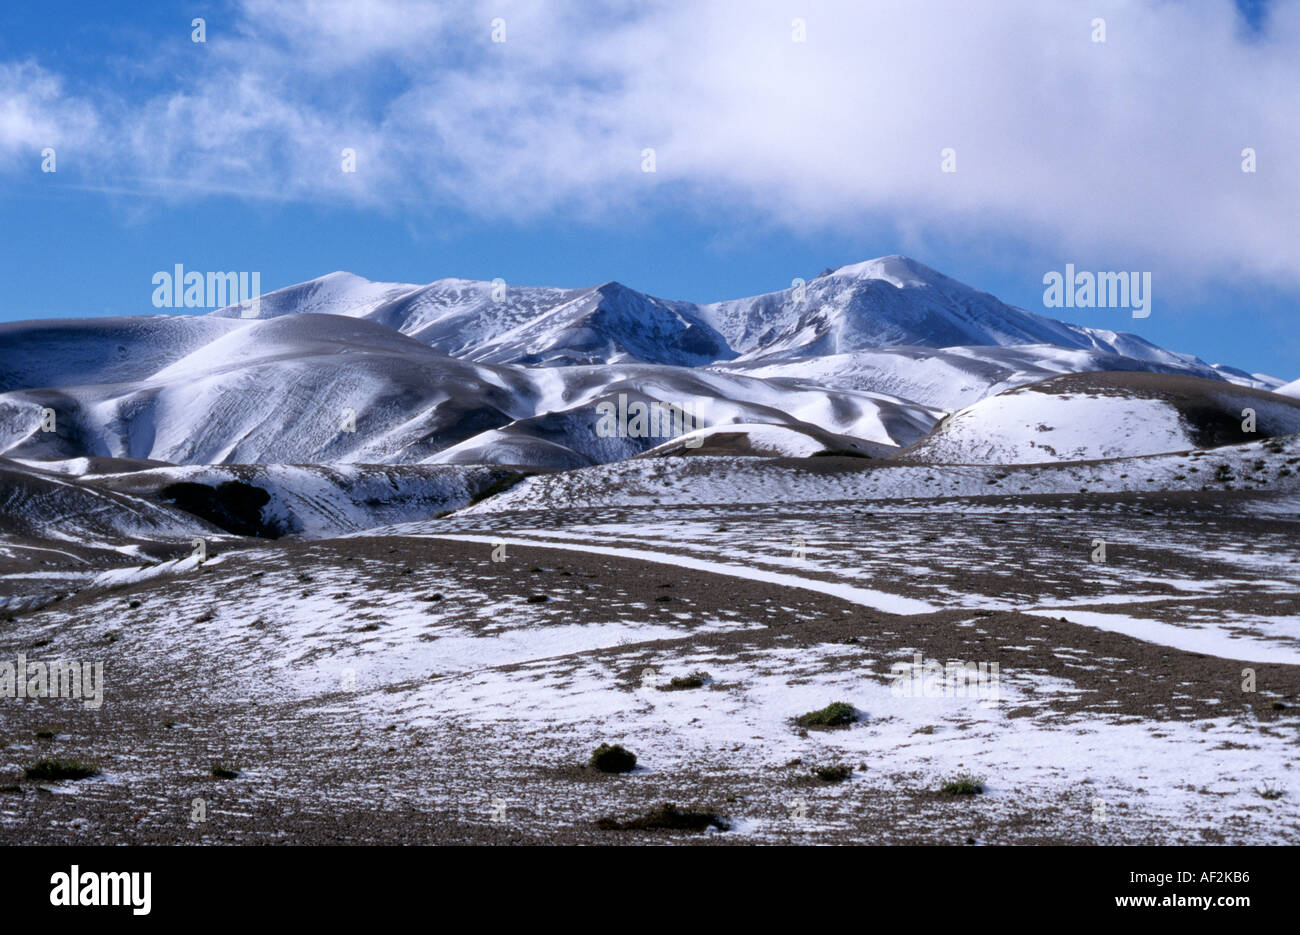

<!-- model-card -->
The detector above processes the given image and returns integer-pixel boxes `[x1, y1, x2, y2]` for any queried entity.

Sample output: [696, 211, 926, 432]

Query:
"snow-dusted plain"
[1, 256, 1297, 844]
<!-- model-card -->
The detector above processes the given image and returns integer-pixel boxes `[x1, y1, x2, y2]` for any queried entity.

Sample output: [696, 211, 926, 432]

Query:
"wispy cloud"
[5, 0, 1300, 285]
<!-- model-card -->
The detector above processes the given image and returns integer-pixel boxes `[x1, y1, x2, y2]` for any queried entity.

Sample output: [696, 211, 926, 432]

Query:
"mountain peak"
[826, 254, 943, 287]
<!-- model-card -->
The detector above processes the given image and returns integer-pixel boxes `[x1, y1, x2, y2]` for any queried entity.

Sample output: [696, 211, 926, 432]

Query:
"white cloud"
[5, 0, 1300, 285]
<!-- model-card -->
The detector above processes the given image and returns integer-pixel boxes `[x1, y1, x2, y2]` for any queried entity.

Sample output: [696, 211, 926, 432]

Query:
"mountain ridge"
[205, 255, 1268, 383]
[2, 254, 1292, 473]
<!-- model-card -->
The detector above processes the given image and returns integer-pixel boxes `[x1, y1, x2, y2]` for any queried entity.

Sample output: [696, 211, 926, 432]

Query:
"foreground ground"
[1, 484, 1297, 844]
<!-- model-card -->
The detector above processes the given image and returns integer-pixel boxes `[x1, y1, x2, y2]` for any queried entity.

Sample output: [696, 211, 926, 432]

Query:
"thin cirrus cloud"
[2, 0, 1297, 286]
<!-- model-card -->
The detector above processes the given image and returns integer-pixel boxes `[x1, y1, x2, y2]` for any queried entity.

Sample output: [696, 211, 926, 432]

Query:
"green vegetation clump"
[589, 743, 637, 773]
[25, 758, 100, 781]
[795, 702, 857, 729]
[596, 803, 728, 832]
[939, 773, 986, 795]
[659, 672, 709, 691]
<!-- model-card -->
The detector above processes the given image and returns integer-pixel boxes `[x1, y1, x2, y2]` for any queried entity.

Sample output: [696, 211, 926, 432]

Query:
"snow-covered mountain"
[0, 311, 940, 468]
[206, 255, 1241, 378]
[210, 273, 731, 367]
[700, 256, 1191, 366]
[1, 254, 1292, 474]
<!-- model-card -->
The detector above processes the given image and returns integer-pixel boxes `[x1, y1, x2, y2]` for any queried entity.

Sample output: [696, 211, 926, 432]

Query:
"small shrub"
[25, 758, 100, 781]
[211, 764, 241, 779]
[589, 743, 637, 773]
[659, 672, 709, 691]
[596, 803, 728, 832]
[811, 764, 853, 783]
[1256, 784, 1285, 800]
[34, 728, 60, 740]
[940, 773, 985, 795]
[796, 702, 857, 729]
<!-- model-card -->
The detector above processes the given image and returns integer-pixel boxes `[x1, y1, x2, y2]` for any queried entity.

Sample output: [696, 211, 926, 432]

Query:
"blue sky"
[2, 0, 1297, 379]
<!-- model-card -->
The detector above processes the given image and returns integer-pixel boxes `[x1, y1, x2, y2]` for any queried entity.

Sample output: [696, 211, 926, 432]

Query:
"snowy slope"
[1276, 378, 1300, 399]
[714, 343, 1228, 411]
[454, 432, 1300, 514]
[0, 315, 942, 469]
[0, 457, 526, 542]
[899, 372, 1300, 464]
[0, 316, 247, 393]
[0, 315, 538, 464]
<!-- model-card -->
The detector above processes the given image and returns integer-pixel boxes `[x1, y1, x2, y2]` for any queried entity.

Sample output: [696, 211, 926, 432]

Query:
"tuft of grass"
[939, 772, 986, 795]
[658, 672, 709, 691]
[811, 764, 853, 783]
[211, 764, 241, 779]
[589, 743, 637, 773]
[525, 594, 549, 604]
[596, 803, 728, 832]
[795, 701, 857, 729]
[1256, 784, 1285, 800]
[34, 728, 60, 740]
[25, 758, 100, 781]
